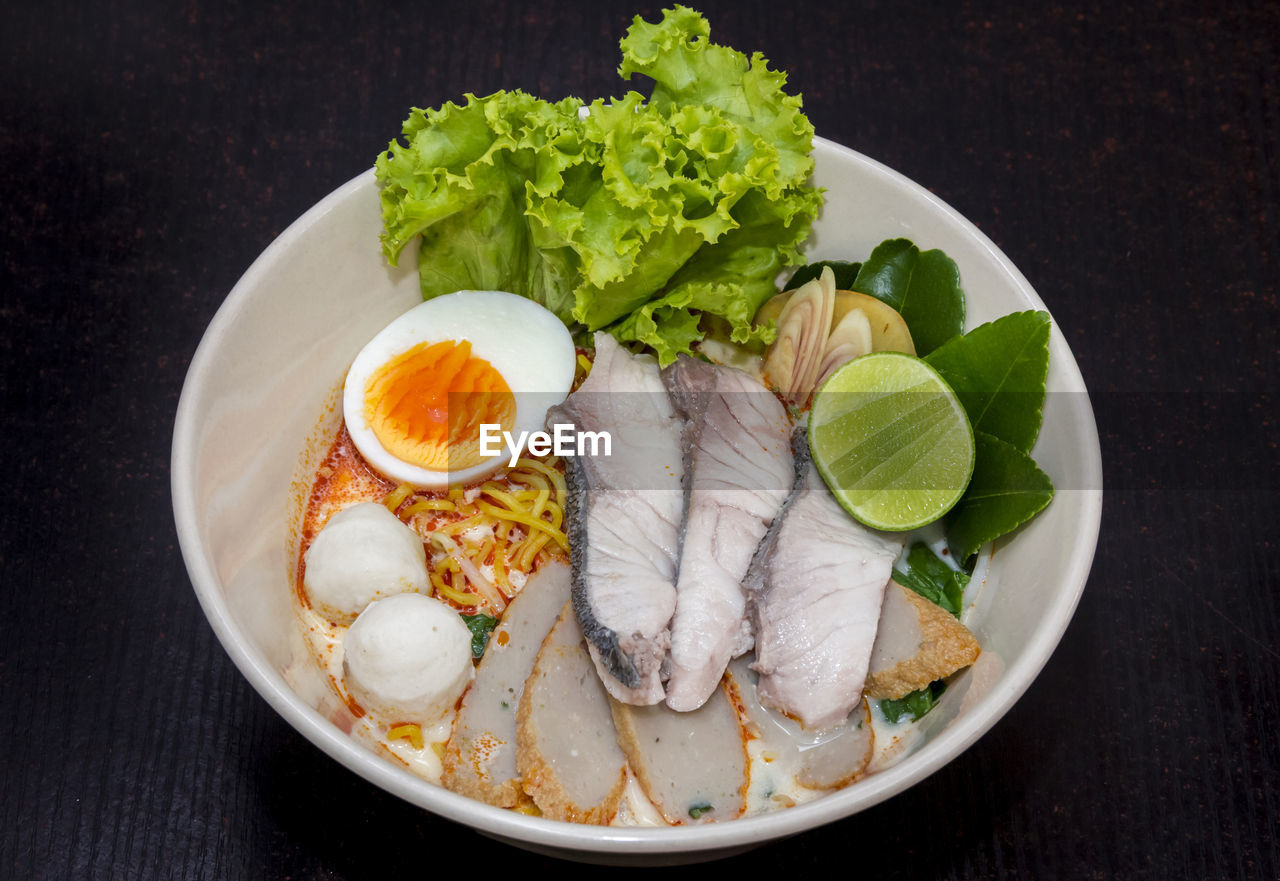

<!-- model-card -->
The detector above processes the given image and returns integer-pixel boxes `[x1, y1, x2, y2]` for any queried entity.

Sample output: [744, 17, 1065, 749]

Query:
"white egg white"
[343, 290, 575, 488]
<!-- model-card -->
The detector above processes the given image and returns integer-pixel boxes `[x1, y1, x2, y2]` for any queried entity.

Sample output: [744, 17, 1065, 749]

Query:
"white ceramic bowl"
[172, 137, 1102, 864]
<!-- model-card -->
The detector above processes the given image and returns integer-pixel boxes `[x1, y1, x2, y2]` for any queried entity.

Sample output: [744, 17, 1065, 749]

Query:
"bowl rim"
[171, 134, 1103, 856]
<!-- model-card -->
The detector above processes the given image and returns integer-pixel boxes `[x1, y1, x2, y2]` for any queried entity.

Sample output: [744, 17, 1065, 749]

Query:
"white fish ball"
[342, 593, 475, 725]
[303, 502, 428, 624]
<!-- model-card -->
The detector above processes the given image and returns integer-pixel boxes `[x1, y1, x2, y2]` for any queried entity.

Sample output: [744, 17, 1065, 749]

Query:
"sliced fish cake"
[865, 580, 981, 700]
[443, 561, 571, 807]
[610, 681, 750, 824]
[661, 356, 792, 712]
[516, 601, 627, 823]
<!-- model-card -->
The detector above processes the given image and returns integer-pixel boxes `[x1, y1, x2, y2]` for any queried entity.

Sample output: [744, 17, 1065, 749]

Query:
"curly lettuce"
[375, 6, 822, 365]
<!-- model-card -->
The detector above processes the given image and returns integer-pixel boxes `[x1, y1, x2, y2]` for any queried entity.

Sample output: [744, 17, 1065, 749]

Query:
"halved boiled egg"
[343, 291, 575, 488]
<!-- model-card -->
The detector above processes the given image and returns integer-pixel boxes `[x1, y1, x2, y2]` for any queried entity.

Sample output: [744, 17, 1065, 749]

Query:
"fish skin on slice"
[744, 431, 904, 730]
[660, 356, 793, 712]
[546, 333, 683, 706]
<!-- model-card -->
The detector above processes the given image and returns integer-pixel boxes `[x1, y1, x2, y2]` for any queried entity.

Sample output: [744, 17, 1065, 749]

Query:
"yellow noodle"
[476, 500, 568, 550]
[527, 487, 551, 518]
[485, 480, 561, 541]
[480, 484, 528, 513]
[383, 483, 414, 514]
[507, 531, 535, 569]
[440, 512, 485, 535]
[515, 457, 566, 497]
[515, 531, 552, 570]
[541, 499, 564, 531]
[436, 574, 483, 607]
[510, 470, 549, 492]
[492, 541, 510, 593]
[387, 723, 424, 750]
[402, 498, 455, 517]
[399, 456, 569, 617]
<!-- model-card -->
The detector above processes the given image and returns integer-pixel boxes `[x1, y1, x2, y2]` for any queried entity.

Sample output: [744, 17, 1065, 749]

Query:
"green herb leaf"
[688, 802, 714, 820]
[460, 613, 499, 659]
[892, 543, 969, 617]
[945, 431, 1055, 564]
[852, 239, 964, 356]
[785, 260, 862, 291]
[925, 311, 1051, 452]
[880, 680, 947, 724]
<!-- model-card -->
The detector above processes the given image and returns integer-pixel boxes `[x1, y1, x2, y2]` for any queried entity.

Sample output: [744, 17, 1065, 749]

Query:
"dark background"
[3, 0, 1277, 878]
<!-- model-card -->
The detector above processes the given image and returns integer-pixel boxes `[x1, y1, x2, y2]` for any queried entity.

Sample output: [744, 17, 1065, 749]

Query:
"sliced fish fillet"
[745, 431, 904, 730]
[547, 333, 683, 705]
[660, 356, 793, 712]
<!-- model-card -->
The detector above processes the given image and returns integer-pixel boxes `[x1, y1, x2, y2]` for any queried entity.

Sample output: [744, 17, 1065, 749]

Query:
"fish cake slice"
[443, 561, 571, 806]
[516, 601, 627, 823]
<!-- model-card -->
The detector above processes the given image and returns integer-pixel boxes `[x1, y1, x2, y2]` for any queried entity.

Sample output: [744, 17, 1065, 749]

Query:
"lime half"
[808, 352, 975, 531]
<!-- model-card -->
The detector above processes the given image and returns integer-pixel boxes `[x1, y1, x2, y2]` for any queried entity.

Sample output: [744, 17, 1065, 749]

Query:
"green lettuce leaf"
[375, 6, 822, 365]
[852, 239, 965, 356]
[608, 186, 821, 361]
[925, 311, 1051, 452]
[946, 431, 1055, 563]
[618, 5, 815, 190]
[376, 91, 590, 326]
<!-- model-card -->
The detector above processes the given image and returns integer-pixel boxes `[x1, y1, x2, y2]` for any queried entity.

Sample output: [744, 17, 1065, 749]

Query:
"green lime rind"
[809, 352, 976, 531]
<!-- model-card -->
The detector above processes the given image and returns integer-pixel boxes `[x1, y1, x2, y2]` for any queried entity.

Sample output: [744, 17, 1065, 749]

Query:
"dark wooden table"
[4, 1, 1277, 877]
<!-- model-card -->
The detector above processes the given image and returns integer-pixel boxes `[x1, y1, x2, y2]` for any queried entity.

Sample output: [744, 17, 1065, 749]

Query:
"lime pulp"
[807, 352, 975, 531]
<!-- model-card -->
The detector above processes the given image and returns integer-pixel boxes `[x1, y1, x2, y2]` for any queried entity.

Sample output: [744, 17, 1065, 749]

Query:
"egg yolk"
[363, 339, 515, 471]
